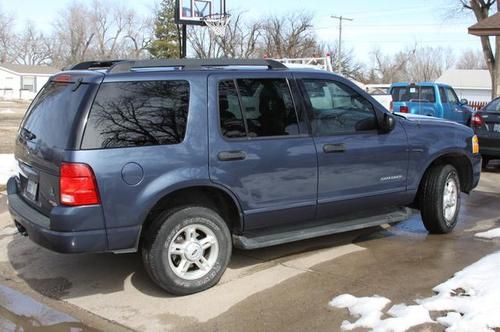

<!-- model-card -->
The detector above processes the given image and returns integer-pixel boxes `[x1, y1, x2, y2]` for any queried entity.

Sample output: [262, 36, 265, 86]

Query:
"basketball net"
[203, 14, 230, 37]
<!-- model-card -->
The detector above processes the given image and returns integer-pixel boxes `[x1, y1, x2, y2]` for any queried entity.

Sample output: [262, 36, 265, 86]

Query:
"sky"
[1, 0, 483, 64]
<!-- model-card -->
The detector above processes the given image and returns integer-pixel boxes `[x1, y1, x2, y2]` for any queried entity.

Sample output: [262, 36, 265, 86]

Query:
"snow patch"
[0, 109, 15, 114]
[330, 251, 500, 331]
[475, 227, 500, 239]
[330, 296, 432, 332]
[0, 154, 16, 186]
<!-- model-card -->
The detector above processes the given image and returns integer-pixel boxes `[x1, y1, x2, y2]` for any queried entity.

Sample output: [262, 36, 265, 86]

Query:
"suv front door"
[208, 73, 318, 231]
[297, 74, 410, 220]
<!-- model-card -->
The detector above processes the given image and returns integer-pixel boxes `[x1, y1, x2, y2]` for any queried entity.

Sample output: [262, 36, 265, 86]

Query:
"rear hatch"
[474, 99, 500, 148]
[14, 72, 103, 216]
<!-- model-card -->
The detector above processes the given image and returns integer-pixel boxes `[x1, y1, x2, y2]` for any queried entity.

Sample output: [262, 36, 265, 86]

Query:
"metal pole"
[181, 24, 187, 58]
[331, 15, 353, 74]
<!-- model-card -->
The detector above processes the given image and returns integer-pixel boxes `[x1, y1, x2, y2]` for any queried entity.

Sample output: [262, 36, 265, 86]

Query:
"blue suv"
[7, 59, 481, 295]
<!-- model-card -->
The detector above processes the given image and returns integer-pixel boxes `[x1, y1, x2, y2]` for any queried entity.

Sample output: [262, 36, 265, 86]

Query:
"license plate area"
[18, 162, 39, 202]
[25, 179, 38, 201]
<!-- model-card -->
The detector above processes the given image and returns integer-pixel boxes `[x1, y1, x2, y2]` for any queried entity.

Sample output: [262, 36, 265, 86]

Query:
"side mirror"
[381, 113, 396, 133]
[460, 98, 468, 105]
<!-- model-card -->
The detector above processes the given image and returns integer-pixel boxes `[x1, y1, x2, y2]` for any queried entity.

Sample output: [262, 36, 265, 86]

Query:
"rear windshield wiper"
[20, 128, 36, 141]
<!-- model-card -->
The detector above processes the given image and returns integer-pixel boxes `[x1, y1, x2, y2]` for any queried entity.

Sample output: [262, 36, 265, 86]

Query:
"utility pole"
[331, 15, 353, 75]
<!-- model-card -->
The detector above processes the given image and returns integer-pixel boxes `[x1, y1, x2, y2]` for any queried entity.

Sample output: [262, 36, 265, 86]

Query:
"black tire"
[419, 164, 461, 234]
[141, 206, 232, 295]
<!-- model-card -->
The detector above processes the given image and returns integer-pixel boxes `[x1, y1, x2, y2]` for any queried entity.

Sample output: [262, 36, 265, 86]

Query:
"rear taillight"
[471, 113, 484, 127]
[60, 163, 100, 206]
[400, 106, 409, 113]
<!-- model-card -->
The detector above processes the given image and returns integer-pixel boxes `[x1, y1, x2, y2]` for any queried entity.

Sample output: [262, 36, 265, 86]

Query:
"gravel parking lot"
[1, 101, 500, 331]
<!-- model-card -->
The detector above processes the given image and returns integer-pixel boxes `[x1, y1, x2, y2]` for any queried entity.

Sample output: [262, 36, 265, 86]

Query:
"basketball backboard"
[175, 0, 227, 26]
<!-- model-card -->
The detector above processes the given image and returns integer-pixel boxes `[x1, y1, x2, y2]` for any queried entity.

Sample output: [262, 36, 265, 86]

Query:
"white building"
[0, 64, 59, 100]
[436, 69, 491, 104]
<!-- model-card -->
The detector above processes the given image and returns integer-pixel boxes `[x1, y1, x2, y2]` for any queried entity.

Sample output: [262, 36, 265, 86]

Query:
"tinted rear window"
[82, 80, 189, 149]
[21, 82, 90, 149]
[391, 86, 436, 103]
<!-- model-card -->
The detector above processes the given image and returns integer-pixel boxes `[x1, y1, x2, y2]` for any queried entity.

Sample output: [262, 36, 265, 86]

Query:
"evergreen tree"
[149, 0, 181, 58]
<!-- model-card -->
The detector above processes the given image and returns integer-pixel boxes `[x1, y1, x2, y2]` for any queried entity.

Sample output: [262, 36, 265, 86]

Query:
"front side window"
[302, 79, 377, 136]
[218, 78, 300, 138]
[82, 80, 189, 149]
[445, 88, 459, 104]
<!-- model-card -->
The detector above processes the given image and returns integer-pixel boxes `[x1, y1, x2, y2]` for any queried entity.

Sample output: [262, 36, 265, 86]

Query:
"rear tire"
[141, 206, 232, 295]
[419, 164, 461, 234]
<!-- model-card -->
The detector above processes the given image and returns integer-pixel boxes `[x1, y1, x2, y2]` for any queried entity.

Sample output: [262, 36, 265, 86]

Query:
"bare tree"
[320, 41, 366, 81]
[405, 47, 454, 81]
[52, 2, 95, 66]
[459, 0, 498, 97]
[90, 0, 131, 59]
[188, 11, 261, 58]
[0, 7, 15, 63]
[369, 48, 416, 83]
[13, 22, 53, 65]
[456, 48, 488, 69]
[122, 14, 154, 59]
[261, 13, 319, 58]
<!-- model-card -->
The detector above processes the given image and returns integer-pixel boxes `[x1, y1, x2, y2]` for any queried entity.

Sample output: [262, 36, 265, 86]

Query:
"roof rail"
[66, 60, 126, 71]
[108, 58, 288, 73]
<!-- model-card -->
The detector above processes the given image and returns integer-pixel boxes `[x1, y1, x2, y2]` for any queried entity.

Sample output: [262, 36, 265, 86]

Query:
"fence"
[468, 101, 488, 111]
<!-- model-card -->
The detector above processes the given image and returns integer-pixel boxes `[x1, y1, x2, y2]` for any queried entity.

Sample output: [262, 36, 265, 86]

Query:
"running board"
[233, 207, 413, 250]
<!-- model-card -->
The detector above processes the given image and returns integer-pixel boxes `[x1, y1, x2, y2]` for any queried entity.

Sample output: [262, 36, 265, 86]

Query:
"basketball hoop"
[202, 13, 230, 37]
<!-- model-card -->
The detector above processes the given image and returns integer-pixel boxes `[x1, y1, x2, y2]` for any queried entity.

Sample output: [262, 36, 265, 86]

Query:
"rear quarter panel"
[66, 73, 210, 249]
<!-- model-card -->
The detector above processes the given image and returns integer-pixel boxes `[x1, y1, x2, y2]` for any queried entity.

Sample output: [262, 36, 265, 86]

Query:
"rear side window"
[391, 86, 436, 103]
[218, 78, 300, 138]
[21, 82, 90, 149]
[82, 80, 189, 149]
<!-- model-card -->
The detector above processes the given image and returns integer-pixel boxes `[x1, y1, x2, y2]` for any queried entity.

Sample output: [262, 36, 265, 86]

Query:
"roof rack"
[66, 60, 126, 71]
[108, 59, 288, 73]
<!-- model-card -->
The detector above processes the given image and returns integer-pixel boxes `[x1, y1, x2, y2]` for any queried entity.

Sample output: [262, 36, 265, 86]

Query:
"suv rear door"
[15, 73, 102, 215]
[208, 72, 318, 231]
[297, 73, 410, 220]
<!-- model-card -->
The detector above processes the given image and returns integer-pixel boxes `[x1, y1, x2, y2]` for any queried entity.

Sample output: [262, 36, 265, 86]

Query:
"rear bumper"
[7, 177, 108, 253]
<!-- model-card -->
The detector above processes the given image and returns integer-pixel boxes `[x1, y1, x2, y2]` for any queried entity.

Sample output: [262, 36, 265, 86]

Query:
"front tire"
[419, 165, 461, 234]
[142, 206, 232, 295]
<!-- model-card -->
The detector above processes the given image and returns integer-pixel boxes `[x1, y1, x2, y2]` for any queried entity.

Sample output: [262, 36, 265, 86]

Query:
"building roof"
[469, 12, 500, 36]
[436, 69, 491, 90]
[0, 63, 58, 75]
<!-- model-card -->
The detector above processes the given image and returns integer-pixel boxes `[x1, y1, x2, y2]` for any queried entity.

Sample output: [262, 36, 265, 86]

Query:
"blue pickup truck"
[390, 82, 473, 125]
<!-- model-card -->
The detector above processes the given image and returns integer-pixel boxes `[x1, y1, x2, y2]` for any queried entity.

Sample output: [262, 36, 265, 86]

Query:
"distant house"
[0, 64, 59, 100]
[436, 69, 491, 104]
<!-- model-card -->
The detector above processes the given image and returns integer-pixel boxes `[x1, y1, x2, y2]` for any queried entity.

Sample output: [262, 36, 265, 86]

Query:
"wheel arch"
[418, 152, 474, 196]
[140, 183, 244, 239]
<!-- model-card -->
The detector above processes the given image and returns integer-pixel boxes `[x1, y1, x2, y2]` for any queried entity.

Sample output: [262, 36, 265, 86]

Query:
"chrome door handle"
[323, 144, 346, 153]
[218, 151, 247, 161]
